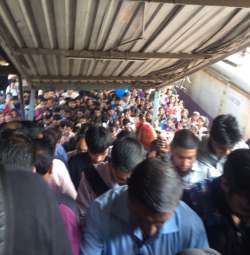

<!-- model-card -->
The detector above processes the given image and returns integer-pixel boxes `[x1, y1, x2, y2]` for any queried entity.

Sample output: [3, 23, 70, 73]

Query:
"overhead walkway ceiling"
[0, 0, 249, 90]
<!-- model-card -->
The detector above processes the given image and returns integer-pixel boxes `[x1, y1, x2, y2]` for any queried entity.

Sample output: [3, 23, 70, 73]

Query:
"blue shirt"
[55, 143, 68, 165]
[80, 186, 208, 255]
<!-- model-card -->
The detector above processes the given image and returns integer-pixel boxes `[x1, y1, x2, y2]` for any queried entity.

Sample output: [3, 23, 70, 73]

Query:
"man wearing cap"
[6, 74, 19, 97]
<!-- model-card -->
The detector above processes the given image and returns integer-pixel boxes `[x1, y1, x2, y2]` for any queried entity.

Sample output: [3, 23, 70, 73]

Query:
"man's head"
[171, 129, 199, 176]
[0, 131, 35, 172]
[145, 111, 153, 123]
[67, 99, 76, 109]
[128, 158, 183, 238]
[34, 138, 54, 182]
[94, 108, 102, 118]
[42, 127, 62, 153]
[85, 125, 113, 163]
[222, 149, 250, 223]
[209, 114, 242, 158]
[191, 111, 200, 121]
[177, 248, 221, 255]
[110, 137, 144, 185]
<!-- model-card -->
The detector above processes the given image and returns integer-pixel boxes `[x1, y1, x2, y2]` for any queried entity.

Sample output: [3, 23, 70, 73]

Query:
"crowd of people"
[0, 79, 249, 255]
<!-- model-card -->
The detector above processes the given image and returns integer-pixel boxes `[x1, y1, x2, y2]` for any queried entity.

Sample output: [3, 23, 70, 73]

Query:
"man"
[6, 74, 19, 97]
[77, 137, 144, 225]
[148, 130, 217, 188]
[198, 114, 248, 175]
[170, 129, 219, 188]
[80, 158, 208, 255]
[184, 149, 250, 255]
[68, 125, 113, 189]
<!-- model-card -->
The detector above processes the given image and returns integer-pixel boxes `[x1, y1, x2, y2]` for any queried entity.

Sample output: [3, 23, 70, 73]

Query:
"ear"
[32, 166, 36, 173]
[108, 162, 115, 172]
[48, 164, 53, 175]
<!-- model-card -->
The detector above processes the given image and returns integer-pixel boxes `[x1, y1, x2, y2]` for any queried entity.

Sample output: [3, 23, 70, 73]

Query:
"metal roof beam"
[28, 75, 162, 82]
[14, 48, 211, 60]
[156, 41, 250, 88]
[129, 0, 250, 8]
[0, 65, 17, 75]
[29, 81, 153, 90]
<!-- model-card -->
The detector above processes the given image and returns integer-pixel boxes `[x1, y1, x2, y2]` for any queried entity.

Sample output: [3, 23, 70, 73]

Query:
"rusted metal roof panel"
[0, 0, 249, 89]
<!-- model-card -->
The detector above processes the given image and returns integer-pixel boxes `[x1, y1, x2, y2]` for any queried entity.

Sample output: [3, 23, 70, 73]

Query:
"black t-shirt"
[183, 178, 250, 255]
[68, 152, 92, 190]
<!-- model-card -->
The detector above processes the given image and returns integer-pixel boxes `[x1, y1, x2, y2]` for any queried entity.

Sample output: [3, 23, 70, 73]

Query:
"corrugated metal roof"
[0, 0, 249, 89]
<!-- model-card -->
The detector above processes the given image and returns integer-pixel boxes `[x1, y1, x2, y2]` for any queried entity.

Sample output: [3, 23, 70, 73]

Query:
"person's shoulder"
[233, 140, 249, 150]
[53, 158, 67, 169]
[94, 186, 127, 209]
[7, 170, 45, 185]
[89, 186, 127, 220]
[6, 171, 54, 199]
[69, 152, 89, 163]
[176, 201, 200, 218]
[176, 201, 206, 230]
[184, 178, 216, 200]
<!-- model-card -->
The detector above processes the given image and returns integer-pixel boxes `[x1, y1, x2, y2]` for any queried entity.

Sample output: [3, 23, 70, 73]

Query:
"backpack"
[84, 165, 109, 197]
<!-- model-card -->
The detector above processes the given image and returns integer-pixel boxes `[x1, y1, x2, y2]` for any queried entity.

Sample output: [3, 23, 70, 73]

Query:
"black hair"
[60, 120, 73, 129]
[85, 125, 113, 154]
[111, 137, 144, 173]
[0, 121, 42, 140]
[122, 118, 130, 126]
[128, 158, 183, 213]
[0, 131, 35, 171]
[53, 115, 62, 121]
[34, 138, 54, 176]
[116, 130, 136, 140]
[210, 114, 242, 146]
[42, 127, 62, 152]
[171, 129, 199, 149]
[223, 149, 250, 197]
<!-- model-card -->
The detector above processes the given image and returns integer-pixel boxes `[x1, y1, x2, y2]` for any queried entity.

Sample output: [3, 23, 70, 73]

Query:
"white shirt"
[48, 159, 77, 200]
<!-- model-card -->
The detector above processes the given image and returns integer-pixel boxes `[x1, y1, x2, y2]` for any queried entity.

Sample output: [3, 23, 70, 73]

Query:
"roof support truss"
[14, 48, 212, 60]
[0, 65, 17, 74]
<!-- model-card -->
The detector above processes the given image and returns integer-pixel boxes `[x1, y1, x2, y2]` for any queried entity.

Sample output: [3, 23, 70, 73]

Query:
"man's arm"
[80, 201, 105, 255]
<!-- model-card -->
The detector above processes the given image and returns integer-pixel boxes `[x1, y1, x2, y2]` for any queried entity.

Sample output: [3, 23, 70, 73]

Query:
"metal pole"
[27, 88, 36, 120]
[152, 89, 160, 126]
[18, 74, 25, 120]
